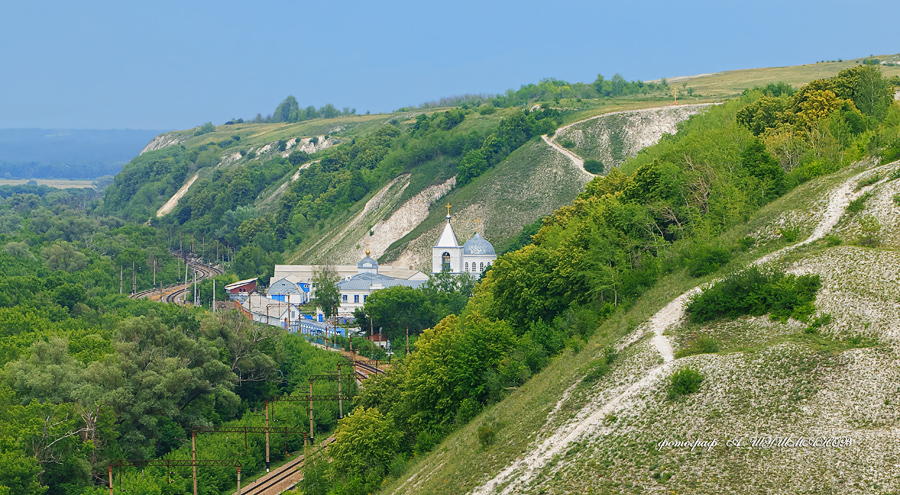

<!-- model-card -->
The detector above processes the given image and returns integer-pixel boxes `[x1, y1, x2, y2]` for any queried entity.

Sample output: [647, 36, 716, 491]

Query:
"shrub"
[581, 348, 617, 384]
[855, 174, 881, 190]
[686, 245, 731, 277]
[668, 367, 704, 400]
[583, 159, 605, 174]
[737, 236, 756, 251]
[824, 234, 842, 247]
[675, 336, 721, 358]
[686, 265, 821, 323]
[893, 193, 900, 206]
[560, 139, 576, 149]
[804, 313, 832, 334]
[478, 105, 496, 115]
[477, 422, 498, 447]
[884, 141, 900, 165]
[889, 166, 900, 181]
[193, 121, 215, 136]
[846, 192, 872, 214]
[854, 214, 881, 247]
[780, 225, 801, 242]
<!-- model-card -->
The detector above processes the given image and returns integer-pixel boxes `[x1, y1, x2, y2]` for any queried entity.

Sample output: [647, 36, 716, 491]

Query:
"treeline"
[254, 95, 358, 124]
[305, 68, 900, 493]
[456, 107, 562, 185]
[399, 73, 672, 112]
[490, 74, 671, 107]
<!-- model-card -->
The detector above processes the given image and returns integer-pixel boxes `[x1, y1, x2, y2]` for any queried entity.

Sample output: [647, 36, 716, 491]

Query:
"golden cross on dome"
[365, 240, 370, 256]
[474, 217, 482, 233]
[445, 202, 452, 216]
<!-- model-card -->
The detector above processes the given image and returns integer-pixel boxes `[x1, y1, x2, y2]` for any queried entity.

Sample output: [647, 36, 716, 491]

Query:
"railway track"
[353, 360, 385, 380]
[130, 255, 223, 304]
[238, 436, 336, 495]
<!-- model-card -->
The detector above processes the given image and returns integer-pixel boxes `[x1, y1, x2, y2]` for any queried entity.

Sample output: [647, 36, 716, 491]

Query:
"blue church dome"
[462, 232, 495, 255]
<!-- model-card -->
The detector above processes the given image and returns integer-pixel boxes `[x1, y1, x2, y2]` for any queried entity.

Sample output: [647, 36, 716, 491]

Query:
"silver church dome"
[462, 232, 495, 255]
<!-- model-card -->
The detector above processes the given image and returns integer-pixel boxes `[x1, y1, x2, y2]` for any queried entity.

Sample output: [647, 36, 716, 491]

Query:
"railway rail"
[130, 254, 223, 304]
[237, 436, 336, 495]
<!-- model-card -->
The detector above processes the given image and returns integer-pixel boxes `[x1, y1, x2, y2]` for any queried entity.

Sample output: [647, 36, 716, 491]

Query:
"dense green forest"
[0, 187, 359, 494]
[297, 65, 900, 494]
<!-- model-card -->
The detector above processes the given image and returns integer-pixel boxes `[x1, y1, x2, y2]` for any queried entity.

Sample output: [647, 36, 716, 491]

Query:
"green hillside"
[100, 56, 900, 282]
[350, 65, 900, 495]
[2, 54, 900, 495]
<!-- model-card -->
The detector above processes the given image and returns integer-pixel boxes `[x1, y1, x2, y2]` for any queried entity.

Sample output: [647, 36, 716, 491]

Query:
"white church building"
[432, 206, 497, 275]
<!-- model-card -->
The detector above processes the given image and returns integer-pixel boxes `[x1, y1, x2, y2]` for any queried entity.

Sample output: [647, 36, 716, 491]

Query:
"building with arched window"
[431, 209, 496, 274]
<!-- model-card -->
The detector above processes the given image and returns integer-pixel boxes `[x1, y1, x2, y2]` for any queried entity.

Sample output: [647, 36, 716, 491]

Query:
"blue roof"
[336, 272, 426, 291]
[268, 277, 302, 295]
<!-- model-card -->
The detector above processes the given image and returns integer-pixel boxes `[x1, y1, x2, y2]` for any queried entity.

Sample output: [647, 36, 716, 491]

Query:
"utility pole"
[337, 363, 343, 419]
[184, 259, 189, 305]
[132, 261, 136, 296]
[212, 279, 215, 313]
[191, 431, 198, 495]
[119, 266, 123, 295]
[309, 379, 314, 443]
[406, 324, 410, 357]
[265, 401, 270, 472]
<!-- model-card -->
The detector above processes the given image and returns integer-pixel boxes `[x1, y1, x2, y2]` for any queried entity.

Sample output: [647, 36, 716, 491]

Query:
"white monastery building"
[432, 205, 497, 274]
[271, 204, 496, 317]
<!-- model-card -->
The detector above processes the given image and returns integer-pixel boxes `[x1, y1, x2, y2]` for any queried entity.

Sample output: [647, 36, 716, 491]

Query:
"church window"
[442, 252, 451, 271]
[363, 295, 367, 302]
[354, 294, 359, 303]
[465, 262, 469, 271]
[480, 262, 484, 272]
[342, 295, 347, 303]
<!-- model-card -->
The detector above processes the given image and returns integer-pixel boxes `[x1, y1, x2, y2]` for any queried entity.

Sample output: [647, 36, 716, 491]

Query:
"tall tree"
[312, 265, 340, 320]
[273, 96, 300, 123]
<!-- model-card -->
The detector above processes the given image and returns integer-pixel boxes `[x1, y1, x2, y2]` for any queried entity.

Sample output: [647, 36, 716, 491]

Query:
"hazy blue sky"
[1, 0, 896, 130]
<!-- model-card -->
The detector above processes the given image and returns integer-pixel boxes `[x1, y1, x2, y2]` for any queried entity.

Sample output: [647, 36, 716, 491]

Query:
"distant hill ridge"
[0, 128, 164, 179]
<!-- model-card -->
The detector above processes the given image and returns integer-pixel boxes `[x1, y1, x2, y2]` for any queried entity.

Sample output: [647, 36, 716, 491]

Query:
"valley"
[2, 54, 900, 495]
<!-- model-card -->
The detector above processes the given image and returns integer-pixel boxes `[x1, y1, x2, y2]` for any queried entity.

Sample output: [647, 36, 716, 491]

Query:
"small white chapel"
[431, 203, 497, 275]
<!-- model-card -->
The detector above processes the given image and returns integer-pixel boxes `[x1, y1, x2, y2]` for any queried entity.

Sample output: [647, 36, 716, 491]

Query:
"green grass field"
[657, 54, 900, 99]
[0, 178, 97, 189]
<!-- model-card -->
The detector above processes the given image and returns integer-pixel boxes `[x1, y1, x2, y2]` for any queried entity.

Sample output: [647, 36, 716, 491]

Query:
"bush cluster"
[668, 367, 704, 400]
[686, 265, 821, 323]
[686, 245, 731, 277]
[583, 159, 605, 174]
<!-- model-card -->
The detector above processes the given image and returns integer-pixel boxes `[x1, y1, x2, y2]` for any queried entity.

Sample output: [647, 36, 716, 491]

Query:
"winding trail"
[541, 103, 717, 176]
[471, 161, 892, 495]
